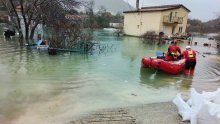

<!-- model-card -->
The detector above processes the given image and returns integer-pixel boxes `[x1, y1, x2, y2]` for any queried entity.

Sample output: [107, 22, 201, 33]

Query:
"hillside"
[84, 0, 134, 14]
[187, 17, 220, 33]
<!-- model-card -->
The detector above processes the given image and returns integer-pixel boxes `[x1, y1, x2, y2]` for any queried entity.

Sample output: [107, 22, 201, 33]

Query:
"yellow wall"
[139, 12, 162, 35]
[123, 13, 142, 36]
[160, 7, 189, 36]
[124, 12, 162, 36]
[124, 6, 189, 37]
[175, 7, 189, 35]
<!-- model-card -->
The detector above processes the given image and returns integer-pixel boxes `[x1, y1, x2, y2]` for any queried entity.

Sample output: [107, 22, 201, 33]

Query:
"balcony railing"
[163, 16, 183, 24]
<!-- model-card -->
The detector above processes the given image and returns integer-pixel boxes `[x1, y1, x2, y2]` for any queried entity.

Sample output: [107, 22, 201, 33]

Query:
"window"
[169, 12, 173, 22]
[170, 12, 173, 17]
[163, 26, 167, 33]
[179, 27, 183, 33]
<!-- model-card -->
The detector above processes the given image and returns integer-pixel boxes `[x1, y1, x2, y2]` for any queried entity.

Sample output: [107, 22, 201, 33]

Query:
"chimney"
[136, 0, 139, 10]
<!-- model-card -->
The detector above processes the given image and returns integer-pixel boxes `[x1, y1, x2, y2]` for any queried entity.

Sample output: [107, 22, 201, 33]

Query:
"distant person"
[3, 29, 16, 39]
[179, 46, 197, 76]
[165, 39, 181, 61]
[187, 33, 193, 45]
[4, 30, 11, 38]
[44, 40, 48, 45]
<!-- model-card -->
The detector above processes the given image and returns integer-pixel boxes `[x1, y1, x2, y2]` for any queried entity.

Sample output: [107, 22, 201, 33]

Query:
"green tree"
[95, 6, 113, 28]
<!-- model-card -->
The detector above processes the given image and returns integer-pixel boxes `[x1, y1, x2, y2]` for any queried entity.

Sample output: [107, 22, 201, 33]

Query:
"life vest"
[171, 52, 177, 56]
[188, 50, 194, 58]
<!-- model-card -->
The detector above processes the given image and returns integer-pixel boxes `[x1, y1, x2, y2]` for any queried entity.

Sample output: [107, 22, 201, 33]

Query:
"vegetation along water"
[0, 30, 220, 123]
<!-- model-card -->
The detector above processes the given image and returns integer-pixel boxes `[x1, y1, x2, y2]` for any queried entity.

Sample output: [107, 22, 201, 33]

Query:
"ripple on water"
[0, 35, 220, 123]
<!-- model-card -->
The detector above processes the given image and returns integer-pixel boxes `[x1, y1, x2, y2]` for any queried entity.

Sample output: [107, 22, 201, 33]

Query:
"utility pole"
[136, 0, 139, 10]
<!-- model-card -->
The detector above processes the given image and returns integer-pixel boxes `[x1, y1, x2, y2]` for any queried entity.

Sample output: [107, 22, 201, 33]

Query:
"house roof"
[123, 4, 190, 13]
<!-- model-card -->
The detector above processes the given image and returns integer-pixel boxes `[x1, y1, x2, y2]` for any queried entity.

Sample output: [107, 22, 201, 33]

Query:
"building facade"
[123, 4, 190, 37]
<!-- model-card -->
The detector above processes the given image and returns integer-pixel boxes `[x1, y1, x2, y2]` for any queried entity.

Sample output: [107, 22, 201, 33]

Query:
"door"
[163, 26, 173, 36]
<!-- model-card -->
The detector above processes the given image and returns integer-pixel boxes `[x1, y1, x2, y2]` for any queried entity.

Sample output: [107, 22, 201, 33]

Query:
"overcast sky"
[124, 0, 220, 22]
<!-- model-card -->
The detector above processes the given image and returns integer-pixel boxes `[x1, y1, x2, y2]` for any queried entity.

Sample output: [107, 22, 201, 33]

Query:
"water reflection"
[139, 67, 193, 90]
[140, 67, 170, 88]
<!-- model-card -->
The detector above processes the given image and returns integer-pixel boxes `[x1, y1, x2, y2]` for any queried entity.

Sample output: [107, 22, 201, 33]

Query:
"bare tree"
[1, 0, 23, 39]
[83, 0, 96, 28]
[0, 0, 83, 43]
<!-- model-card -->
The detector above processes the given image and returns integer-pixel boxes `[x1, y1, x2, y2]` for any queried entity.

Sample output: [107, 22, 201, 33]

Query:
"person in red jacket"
[165, 39, 181, 61]
[180, 46, 197, 76]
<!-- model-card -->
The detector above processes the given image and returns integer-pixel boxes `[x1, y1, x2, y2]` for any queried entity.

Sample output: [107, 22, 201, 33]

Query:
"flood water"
[0, 30, 220, 124]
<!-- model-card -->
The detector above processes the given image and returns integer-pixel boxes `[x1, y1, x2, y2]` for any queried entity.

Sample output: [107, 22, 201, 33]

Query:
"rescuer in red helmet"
[179, 46, 197, 76]
[165, 39, 181, 61]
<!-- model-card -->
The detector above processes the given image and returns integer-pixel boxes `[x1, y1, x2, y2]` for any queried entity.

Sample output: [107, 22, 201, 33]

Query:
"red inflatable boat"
[141, 56, 185, 74]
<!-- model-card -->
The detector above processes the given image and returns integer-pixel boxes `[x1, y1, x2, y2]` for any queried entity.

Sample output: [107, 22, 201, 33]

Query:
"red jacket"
[168, 45, 181, 54]
[165, 45, 181, 61]
[181, 49, 196, 60]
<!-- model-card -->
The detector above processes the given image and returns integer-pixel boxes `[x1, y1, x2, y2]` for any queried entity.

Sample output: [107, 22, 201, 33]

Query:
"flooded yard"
[0, 30, 220, 124]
